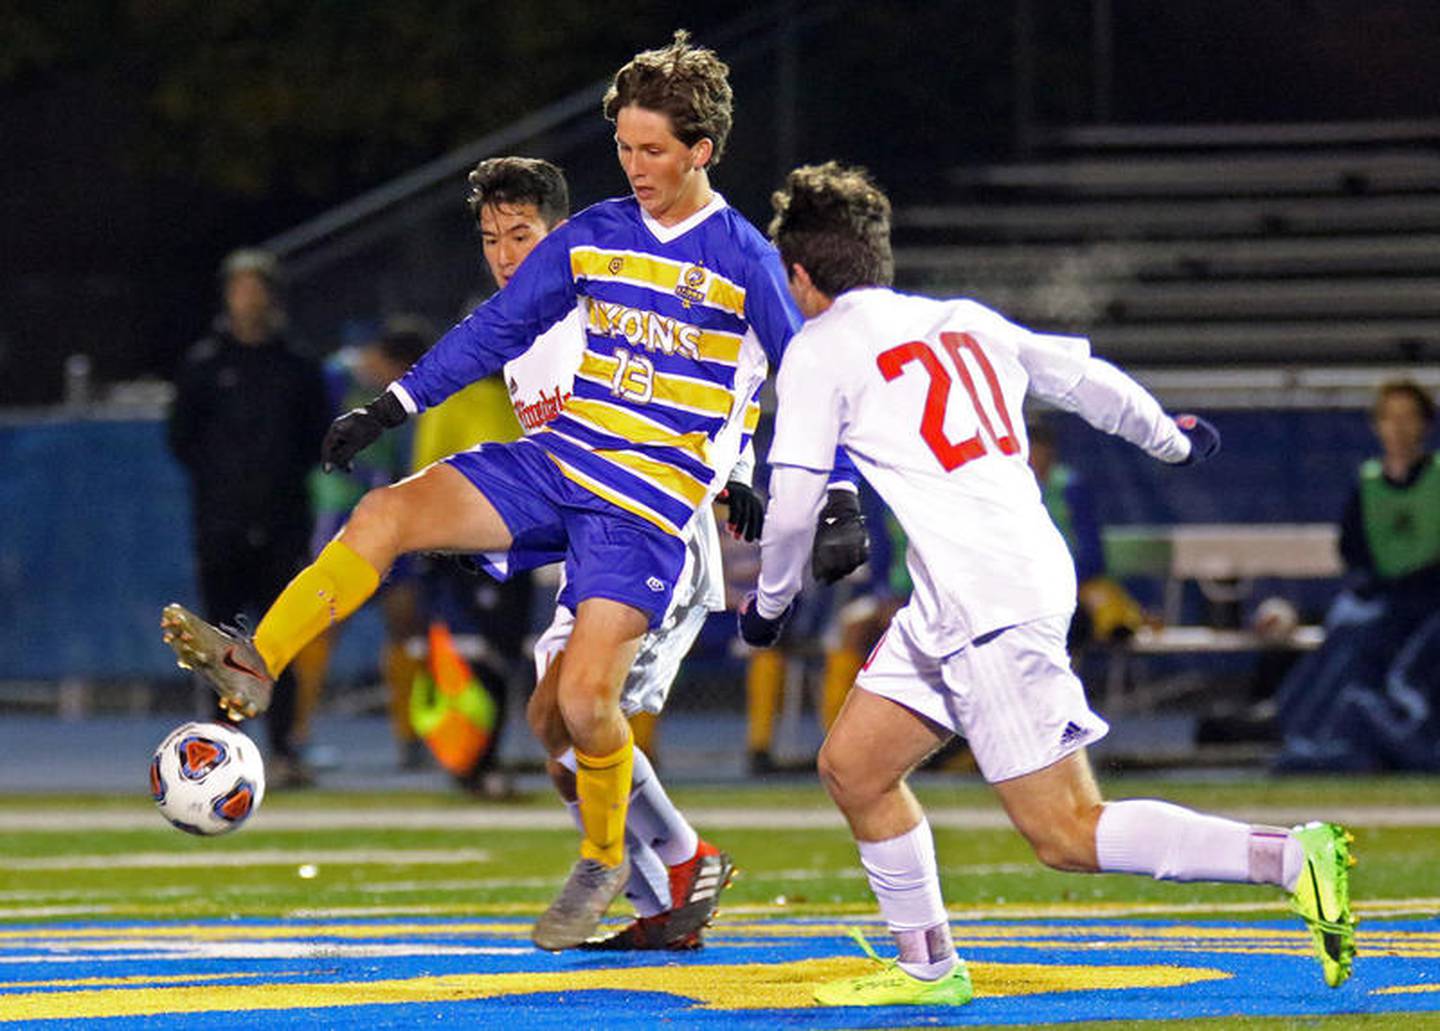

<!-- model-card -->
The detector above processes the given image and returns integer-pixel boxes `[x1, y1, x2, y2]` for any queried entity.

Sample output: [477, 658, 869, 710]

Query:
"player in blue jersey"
[162, 31, 862, 951]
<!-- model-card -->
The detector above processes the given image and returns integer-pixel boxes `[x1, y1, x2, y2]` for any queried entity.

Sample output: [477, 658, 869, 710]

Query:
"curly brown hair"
[465, 156, 569, 229]
[602, 30, 733, 167]
[769, 161, 894, 297]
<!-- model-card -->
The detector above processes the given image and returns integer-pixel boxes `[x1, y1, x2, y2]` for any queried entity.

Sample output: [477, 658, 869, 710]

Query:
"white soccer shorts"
[532, 507, 721, 716]
[856, 606, 1109, 783]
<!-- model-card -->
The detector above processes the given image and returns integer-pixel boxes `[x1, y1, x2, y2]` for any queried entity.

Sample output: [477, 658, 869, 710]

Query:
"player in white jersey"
[463, 156, 762, 948]
[739, 163, 1356, 1006]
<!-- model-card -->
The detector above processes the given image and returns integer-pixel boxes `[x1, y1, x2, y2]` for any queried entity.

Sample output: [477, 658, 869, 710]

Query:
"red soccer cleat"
[580, 839, 735, 951]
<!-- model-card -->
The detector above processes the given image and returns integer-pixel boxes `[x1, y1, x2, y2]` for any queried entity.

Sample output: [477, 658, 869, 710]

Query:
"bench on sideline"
[1100, 524, 1339, 713]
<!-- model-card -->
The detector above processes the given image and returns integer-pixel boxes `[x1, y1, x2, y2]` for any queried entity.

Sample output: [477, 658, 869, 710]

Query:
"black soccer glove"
[811, 488, 869, 584]
[322, 391, 407, 473]
[737, 591, 793, 648]
[719, 480, 764, 542]
[1173, 413, 1221, 466]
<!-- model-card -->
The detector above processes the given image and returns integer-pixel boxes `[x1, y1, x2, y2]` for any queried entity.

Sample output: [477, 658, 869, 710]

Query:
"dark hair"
[465, 156, 569, 229]
[1374, 378, 1437, 425]
[376, 315, 434, 368]
[602, 30, 733, 167]
[768, 162, 894, 297]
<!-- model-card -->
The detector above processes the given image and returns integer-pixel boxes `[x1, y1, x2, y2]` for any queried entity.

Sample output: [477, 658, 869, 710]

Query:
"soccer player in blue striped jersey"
[161, 31, 859, 951]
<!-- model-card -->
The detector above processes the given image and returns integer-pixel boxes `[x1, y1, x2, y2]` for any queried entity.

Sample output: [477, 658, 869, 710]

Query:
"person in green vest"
[1275, 379, 1440, 772]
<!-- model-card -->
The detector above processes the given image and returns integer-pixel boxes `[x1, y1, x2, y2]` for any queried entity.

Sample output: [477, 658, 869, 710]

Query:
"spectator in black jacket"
[168, 249, 330, 787]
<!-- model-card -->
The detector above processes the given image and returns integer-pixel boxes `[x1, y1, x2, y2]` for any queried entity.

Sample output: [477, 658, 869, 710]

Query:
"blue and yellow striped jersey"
[396, 194, 837, 536]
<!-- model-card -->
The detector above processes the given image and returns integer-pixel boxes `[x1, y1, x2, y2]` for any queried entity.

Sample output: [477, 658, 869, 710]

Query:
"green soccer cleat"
[813, 928, 974, 1008]
[1289, 821, 1357, 988]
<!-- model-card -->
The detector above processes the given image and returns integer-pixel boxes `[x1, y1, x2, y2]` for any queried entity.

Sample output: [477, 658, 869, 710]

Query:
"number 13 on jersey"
[877, 331, 1019, 472]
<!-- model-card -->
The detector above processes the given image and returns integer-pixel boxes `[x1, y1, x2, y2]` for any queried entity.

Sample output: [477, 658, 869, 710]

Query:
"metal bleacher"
[892, 119, 1440, 367]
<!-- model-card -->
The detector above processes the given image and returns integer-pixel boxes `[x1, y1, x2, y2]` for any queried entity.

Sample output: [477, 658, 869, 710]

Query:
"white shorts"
[532, 506, 723, 716]
[856, 605, 1109, 783]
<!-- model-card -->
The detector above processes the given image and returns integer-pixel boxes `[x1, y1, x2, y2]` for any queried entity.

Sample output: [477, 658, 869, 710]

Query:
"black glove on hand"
[322, 391, 407, 473]
[719, 480, 764, 542]
[737, 591, 793, 648]
[811, 488, 869, 584]
[1173, 413, 1221, 466]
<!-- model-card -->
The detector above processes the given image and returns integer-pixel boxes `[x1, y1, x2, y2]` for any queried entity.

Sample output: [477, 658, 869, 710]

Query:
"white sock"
[623, 830, 673, 916]
[1096, 799, 1305, 889]
[557, 747, 677, 914]
[857, 819, 957, 981]
[624, 746, 699, 867]
[562, 798, 583, 833]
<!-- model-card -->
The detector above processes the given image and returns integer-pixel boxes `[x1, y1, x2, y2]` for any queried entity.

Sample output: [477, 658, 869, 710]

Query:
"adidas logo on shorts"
[646, 576, 665, 592]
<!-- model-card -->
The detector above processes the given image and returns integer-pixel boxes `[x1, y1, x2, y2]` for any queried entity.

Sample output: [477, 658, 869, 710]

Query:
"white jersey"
[766, 287, 1189, 655]
[502, 307, 587, 435]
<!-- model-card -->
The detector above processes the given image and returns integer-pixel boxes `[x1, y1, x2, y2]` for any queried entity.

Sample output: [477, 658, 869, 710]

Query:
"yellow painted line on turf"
[5, 848, 491, 871]
[1375, 983, 1440, 995]
[0, 971, 270, 989]
[0, 921, 522, 942]
[0, 957, 1230, 1021]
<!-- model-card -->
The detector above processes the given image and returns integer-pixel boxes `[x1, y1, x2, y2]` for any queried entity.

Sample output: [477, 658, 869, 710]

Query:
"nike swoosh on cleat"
[221, 649, 265, 680]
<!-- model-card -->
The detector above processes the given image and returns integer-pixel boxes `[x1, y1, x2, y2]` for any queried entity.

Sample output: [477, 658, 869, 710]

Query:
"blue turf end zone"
[1, 915, 1434, 1028]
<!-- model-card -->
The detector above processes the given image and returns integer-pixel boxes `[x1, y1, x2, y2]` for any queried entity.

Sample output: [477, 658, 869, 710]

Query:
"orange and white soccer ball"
[149, 721, 265, 835]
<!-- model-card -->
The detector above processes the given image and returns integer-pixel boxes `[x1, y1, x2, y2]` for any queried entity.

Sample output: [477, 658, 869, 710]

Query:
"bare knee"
[343, 487, 405, 561]
[1023, 801, 1104, 872]
[556, 665, 622, 742]
[818, 738, 890, 813]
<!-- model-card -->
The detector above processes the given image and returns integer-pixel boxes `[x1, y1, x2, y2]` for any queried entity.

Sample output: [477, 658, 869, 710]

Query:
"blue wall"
[0, 418, 380, 681]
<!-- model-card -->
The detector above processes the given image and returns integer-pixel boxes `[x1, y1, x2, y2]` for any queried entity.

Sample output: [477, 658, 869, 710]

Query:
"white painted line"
[6, 848, 490, 871]
[6, 804, 1440, 833]
[0, 906, 122, 920]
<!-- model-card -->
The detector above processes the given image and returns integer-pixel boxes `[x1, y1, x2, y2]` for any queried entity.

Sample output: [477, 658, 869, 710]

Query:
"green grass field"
[4, 775, 1438, 1029]
[3, 776, 1438, 923]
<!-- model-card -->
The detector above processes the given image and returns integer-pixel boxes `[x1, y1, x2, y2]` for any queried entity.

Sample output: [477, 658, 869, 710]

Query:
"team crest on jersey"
[608, 256, 625, 275]
[675, 263, 708, 306]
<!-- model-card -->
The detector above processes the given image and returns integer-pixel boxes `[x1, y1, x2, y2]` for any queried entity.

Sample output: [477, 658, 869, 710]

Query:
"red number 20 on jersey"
[876, 331, 1019, 472]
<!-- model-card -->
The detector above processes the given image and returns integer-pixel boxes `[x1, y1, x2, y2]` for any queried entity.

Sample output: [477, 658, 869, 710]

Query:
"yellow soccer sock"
[628, 710, 659, 756]
[746, 647, 786, 755]
[254, 540, 380, 677]
[821, 646, 864, 730]
[575, 728, 634, 867]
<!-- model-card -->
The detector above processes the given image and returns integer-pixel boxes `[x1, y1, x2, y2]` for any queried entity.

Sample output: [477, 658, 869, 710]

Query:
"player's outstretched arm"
[321, 390, 407, 473]
[394, 227, 578, 413]
[1027, 345, 1218, 465]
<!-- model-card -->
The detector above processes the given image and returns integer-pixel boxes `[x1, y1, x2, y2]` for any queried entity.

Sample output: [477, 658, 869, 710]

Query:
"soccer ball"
[149, 721, 265, 836]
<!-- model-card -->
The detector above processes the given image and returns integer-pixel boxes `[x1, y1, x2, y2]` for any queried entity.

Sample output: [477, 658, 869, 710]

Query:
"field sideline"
[3, 775, 1438, 1028]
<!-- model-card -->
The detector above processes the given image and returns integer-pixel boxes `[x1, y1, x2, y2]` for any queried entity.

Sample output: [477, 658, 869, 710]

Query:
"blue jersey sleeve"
[398, 228, 577, 410]
[743, 243, 803, 368]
